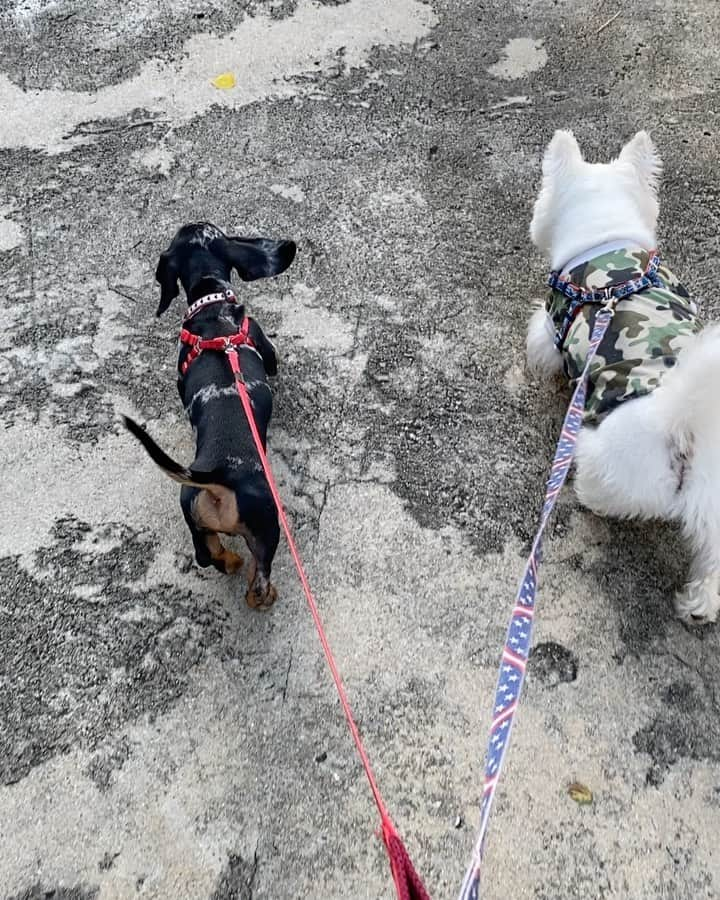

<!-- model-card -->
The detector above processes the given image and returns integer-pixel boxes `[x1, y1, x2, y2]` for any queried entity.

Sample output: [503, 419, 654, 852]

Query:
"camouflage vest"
[546, 247, 700, 425]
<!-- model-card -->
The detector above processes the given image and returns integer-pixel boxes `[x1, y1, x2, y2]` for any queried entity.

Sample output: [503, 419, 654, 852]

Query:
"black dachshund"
[124, 222, 296, 609]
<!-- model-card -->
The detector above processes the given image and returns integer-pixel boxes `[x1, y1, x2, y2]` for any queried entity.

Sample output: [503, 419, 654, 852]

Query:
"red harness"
[178, 315, 256, 376]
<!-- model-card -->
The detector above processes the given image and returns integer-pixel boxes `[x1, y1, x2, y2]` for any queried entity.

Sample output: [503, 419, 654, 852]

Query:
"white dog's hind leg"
[673, 441, 720, 624]
[674, 574, 720, 624]
[526, 303, 563, 375]
[675, 512, 720, 622]
[652, 329, 720, 623]
[574, 394, 679, 520]
[574, 397, 720, 623]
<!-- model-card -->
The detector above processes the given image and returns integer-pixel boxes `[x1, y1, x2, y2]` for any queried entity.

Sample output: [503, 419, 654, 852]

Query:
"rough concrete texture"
[0, 0, 719, 897]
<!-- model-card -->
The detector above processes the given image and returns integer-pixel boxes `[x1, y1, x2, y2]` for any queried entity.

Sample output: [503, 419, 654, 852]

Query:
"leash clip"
[224, 340, 245, 383]
[600, 287, 618, 317]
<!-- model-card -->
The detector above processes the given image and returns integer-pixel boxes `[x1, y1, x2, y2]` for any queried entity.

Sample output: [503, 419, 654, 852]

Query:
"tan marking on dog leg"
[206, 534, 244, 574]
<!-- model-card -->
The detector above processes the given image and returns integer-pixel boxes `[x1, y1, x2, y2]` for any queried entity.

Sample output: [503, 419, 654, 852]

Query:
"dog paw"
[674, 579, 720, 625]
[245, 583, 278, 611]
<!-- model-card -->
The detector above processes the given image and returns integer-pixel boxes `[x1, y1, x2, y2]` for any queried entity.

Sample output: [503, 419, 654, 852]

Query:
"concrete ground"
[1, 0, 719, 897]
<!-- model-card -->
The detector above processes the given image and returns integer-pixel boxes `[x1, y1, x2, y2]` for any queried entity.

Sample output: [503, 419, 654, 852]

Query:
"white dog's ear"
[619, 131, 662, 192]
[542, 130, 583, 178]
[530, 130, 583, 254]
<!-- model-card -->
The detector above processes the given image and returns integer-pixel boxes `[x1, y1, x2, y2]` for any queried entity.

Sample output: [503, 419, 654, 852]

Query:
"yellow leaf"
[568, 782, 593, 805]
[211, 72, 236, 90]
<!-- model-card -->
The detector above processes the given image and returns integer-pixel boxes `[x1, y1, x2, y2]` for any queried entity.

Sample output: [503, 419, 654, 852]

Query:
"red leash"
[222, 342, 431, 900]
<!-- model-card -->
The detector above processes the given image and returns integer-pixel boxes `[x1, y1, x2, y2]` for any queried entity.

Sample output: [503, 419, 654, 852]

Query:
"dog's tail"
[122, 416, 227, 492]
[656, 325, 720, 448]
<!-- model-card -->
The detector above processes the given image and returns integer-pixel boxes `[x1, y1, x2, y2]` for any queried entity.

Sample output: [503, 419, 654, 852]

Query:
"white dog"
[528, 129, 720, 623]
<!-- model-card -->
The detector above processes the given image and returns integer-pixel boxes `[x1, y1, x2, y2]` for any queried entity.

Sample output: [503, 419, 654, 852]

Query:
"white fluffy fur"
[530, 130, 660, 271]
[528, 129, 720, 623]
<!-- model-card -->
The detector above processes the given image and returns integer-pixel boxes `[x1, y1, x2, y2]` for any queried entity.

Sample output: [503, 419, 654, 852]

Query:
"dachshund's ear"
[155, 250, 180, 316]
[218, 237, 296, 282]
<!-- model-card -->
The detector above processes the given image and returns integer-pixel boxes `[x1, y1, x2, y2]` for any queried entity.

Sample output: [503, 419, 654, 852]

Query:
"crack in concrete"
[24, 195, 35, 304]
[107, 282, 139, 305]
[65, 117, 158, 139]
[316, 480, 332, 527]
[281, 645, 294, 705]
[249, 838, 260, 899]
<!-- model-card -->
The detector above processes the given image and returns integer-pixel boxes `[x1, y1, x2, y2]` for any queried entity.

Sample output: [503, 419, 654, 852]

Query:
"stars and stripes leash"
[458, 300, 616, 900]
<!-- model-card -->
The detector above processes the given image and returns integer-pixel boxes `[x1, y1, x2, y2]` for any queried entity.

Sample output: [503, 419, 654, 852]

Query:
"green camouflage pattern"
[547, 247, 700, 425]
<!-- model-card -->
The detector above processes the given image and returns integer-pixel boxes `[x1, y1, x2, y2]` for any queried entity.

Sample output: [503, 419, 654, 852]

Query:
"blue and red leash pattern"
[458, 302, 616, 900]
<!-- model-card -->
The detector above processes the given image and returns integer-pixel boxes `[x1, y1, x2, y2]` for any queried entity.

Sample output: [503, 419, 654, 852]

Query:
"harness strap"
[457, 302, 616, 900]
[178, 316, 254, 376]
[547, 250, 662, 349]
[225, 347, 430, 900]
